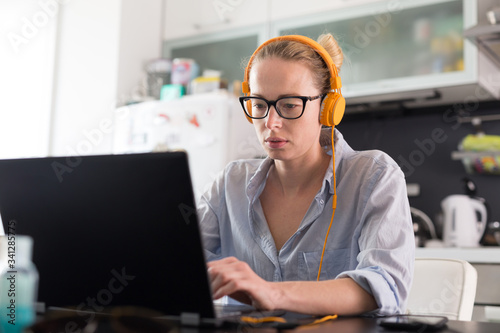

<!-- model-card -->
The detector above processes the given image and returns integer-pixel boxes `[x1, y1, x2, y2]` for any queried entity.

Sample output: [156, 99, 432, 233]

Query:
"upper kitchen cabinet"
[269, 0, 382, 22]
[163, 0, 499, 111]
[163, 0, 269, 41]
[273, 0, 500, 110]
[163, 0, 390, 41]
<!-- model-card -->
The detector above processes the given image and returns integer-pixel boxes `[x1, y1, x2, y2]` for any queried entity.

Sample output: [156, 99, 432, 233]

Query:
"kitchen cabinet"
[163, 0, 269, 41]
[162, 0, 406, 42]
[416, 247, 500, 322]
[163, 0, 386, 40]
[269, 0, 382, 22]
[273, 0, 499, 108]
[163, 0, 499, 109]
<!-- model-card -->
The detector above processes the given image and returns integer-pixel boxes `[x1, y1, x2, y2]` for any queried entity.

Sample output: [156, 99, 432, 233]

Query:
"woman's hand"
[207, 257, 281, 310]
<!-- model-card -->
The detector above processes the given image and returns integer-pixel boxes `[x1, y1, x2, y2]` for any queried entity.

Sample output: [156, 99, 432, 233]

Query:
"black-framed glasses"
[239, 95, 325, 120]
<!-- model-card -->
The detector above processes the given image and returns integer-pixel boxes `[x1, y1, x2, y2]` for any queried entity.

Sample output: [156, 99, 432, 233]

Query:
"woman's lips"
[265, 137, 288, 149]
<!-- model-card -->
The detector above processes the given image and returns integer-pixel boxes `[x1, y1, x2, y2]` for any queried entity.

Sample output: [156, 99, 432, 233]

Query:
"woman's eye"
[280, 102, 301, 110]
[253, 102, 267, 109]
[279, 98, 302, 111]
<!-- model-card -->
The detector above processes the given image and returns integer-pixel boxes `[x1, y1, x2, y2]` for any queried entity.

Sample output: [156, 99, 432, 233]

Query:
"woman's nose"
[265, 106, 282, 129]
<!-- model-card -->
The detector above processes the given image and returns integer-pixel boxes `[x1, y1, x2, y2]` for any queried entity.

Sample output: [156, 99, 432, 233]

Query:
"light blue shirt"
[197, 129, 415, 315]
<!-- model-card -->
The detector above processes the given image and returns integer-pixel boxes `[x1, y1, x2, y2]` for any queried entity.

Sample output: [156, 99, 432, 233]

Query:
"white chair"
[406, 258, 478, 321]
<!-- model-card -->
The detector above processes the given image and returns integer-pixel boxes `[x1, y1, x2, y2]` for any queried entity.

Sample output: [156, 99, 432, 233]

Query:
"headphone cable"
[317, 126, 337, 281]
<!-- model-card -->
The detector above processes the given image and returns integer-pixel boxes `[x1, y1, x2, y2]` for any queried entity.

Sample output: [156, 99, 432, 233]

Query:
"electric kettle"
[441, 194, 488, 247]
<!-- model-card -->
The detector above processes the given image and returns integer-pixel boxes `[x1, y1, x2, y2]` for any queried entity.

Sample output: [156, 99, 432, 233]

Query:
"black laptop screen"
[0, 152, 215, 318]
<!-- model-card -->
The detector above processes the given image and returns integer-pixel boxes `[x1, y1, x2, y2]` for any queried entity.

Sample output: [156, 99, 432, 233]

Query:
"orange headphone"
[242, 35, 345, 127]
[242, 35, 344, 281]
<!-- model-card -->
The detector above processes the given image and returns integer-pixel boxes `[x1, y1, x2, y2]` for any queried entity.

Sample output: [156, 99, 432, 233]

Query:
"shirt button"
[320, 200, 324, 205]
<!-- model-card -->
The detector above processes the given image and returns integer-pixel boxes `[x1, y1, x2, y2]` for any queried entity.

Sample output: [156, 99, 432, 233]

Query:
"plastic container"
[190, 77, 221, 94]
[171, 58, 199, 86]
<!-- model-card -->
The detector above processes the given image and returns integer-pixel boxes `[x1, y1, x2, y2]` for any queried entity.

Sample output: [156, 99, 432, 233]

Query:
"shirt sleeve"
[336, 161, 415, 315]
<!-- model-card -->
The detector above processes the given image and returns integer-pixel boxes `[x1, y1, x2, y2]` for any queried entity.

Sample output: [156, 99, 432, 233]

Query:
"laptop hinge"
[180, 312, 201, 326]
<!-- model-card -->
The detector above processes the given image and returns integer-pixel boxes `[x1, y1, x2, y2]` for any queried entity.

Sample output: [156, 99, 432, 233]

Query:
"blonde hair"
[249, 33, 344, 94]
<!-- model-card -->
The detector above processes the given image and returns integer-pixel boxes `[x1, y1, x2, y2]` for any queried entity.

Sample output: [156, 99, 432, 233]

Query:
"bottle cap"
[14, 235, 34, 266]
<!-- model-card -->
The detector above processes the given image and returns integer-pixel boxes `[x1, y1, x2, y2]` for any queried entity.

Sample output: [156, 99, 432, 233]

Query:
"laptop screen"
[0, 152, 215, 318]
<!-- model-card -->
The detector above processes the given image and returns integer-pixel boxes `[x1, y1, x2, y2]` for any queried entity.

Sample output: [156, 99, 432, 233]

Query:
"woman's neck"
[270, 147, 331, 197]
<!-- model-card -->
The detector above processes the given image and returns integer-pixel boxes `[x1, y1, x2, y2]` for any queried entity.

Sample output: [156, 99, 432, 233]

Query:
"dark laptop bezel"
[0, 151, 217, 322]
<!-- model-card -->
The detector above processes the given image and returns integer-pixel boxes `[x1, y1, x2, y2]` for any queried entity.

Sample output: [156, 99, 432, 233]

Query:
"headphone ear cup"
[245, 99, 253, 124]
[320, 92, 345, 127]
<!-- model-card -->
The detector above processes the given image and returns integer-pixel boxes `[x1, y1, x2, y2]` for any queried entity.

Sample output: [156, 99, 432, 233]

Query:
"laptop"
[0, 151, 265, 326]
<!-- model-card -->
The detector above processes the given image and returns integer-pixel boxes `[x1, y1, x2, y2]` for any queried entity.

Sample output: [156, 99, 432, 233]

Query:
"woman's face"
[249, 57, 324, 163]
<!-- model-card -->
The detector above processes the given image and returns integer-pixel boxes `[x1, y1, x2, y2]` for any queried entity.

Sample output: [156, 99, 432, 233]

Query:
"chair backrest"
[406, 258, 478, 321]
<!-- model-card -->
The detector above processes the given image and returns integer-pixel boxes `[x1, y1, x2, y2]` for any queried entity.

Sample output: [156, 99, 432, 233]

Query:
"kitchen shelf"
[458, 114, 500, 124]
[415, 247, 500, 264]
[452, 150, 500, 159]
[452, 150, 500, 175]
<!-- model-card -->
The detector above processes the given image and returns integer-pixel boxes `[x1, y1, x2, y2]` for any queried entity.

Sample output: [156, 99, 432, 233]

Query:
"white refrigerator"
[113, 92, 265, 200]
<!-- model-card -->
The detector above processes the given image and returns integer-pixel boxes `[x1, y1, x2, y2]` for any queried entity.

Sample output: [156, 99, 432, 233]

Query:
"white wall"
[0, 1, 164, 158]
[50, 0, 121, 156]
[116, 0, 164, 105]
[50, 0, 164, 157]
[0, 0, 57, 158]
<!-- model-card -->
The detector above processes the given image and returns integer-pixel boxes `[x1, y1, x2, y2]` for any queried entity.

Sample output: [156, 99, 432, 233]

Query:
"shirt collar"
[246, 157, 273, 202]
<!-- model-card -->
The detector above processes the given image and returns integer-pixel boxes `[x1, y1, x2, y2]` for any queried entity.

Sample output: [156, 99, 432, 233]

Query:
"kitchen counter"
[415, 247, 500, 264]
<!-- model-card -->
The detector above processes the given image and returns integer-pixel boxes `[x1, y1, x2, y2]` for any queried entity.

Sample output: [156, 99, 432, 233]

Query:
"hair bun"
[317, 34, 343, 72]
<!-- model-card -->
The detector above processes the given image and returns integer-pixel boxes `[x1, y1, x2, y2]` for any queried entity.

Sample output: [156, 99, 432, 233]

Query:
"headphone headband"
[242, 35, 341, 94]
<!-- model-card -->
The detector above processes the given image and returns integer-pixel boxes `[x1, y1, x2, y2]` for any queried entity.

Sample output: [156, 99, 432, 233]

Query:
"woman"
[197, 34, 414, 316]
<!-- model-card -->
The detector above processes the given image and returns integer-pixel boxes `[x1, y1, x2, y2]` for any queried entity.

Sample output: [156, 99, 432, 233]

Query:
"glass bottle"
[0, 235, 39, 333]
